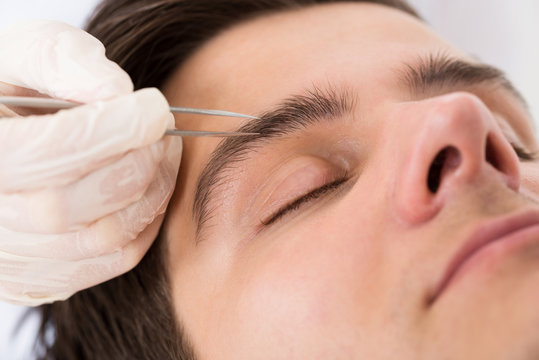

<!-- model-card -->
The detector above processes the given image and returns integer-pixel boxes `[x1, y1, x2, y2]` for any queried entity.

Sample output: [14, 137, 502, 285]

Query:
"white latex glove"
[0, 21, 182, 306]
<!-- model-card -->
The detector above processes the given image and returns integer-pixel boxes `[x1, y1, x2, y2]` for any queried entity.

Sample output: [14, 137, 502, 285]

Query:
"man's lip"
[428, 209, 539, 305]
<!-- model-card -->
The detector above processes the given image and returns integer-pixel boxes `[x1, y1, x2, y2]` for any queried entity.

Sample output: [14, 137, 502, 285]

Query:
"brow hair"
[192, 85, 355, 238]
[402, 52, 528, 108]
[192, 53, 529, 239]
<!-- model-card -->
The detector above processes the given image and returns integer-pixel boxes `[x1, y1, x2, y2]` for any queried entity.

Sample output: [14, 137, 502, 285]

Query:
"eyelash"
[261, 176, 350, 227]
[512, 143, 538, 161]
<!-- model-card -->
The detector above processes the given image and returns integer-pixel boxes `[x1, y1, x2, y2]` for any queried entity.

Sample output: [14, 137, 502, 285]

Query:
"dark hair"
[36, 1, 419, 359]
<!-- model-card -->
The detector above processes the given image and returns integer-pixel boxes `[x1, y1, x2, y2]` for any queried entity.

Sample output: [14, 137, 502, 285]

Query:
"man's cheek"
[226, 234, 371, 351]
[230, 256, 354, 355]
[520, 162, 539, 199]
[234, 236, 337, 330]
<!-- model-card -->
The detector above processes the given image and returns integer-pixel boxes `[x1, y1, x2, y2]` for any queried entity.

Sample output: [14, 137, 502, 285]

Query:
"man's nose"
[393, 92, 520, 225]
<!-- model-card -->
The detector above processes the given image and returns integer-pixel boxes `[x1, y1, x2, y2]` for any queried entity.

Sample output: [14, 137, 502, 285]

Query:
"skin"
[161, 3, 539, 359]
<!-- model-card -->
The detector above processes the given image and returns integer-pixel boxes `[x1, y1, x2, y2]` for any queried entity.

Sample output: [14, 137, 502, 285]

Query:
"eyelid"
[512, 143, 538, 161]
[249, 157, 347, 226]
[492, 114, 537, 159]
[257, 161, 344, 218]
[260, 175, 350, 227]
[495, 114, 532, 146]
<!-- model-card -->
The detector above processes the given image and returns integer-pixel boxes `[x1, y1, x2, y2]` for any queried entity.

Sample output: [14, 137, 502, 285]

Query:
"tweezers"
[0, 96, 259, 137]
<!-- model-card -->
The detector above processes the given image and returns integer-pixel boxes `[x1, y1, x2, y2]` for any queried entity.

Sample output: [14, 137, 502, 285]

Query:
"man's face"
[162, 3, 539, 359]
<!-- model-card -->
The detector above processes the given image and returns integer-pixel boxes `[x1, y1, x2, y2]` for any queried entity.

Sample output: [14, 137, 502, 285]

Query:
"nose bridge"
[392, 92, 520, 225]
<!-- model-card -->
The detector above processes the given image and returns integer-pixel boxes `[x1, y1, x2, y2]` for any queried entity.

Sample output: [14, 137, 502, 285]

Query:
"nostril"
[427, 146, 461, 194]
[485, 134, 500, 170]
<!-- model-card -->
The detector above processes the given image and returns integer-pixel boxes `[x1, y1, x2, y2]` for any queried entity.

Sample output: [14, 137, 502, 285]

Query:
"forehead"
[163, 2, 466, 116]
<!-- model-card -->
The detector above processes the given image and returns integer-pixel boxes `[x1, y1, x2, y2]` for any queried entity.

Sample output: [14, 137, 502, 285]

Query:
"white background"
[0, 1, 538, 358]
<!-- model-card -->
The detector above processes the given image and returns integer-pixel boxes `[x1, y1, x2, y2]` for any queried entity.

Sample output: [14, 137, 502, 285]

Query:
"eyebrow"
[192, 53, 528, 239]
[401, 52, 528, 109]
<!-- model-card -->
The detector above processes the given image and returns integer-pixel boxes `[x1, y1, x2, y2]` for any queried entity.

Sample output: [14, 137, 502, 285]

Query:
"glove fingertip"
[129, 88, 173, 140]
[50, 28, 134, 102]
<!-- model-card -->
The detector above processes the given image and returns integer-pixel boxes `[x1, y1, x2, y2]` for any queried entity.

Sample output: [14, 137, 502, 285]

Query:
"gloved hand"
[0, 21, 182, 306]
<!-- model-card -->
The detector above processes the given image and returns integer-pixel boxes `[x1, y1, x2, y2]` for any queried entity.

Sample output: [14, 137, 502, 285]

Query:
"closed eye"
[260, 176, 350, 227]
[512, 143, 538, 161]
